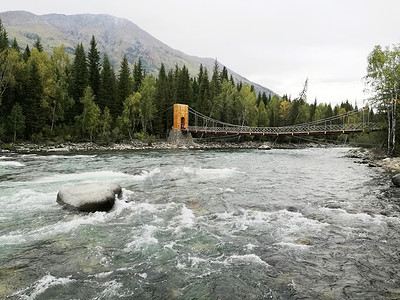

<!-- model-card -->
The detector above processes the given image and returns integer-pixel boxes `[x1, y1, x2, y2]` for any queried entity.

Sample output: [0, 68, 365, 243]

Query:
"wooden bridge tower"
[168, 103, 194, 146]
[172, 104, 189, 130]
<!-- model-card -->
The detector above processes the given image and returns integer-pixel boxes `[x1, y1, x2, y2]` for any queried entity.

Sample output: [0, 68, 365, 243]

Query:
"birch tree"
[139, 76, 156, 133]
[365, 45, 400, 156]
[76, 86, 100, 141]
[0, 49, 20, 105]
[118, 92, 142, 139]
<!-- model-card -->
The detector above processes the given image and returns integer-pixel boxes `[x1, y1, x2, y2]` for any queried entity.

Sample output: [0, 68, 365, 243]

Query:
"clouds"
[3, 0, 400, 105]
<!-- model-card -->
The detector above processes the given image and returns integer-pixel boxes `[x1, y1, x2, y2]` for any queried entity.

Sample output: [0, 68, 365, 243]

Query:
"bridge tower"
[172, 104, 189, 130]
[168, 104, 194, 146]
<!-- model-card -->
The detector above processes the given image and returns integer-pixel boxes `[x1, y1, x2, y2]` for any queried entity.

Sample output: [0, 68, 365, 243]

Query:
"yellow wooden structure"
[172, 104, 189, 130]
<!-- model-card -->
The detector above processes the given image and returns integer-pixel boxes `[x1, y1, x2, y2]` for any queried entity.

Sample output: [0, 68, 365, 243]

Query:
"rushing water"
[1, 148, 400, 299]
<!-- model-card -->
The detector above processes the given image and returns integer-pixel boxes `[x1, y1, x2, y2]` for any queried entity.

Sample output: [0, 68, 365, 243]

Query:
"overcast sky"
[2, 0, 400, 106]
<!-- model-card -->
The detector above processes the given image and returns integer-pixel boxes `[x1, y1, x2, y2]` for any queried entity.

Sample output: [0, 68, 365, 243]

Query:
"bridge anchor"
[167, 130, 196, 147]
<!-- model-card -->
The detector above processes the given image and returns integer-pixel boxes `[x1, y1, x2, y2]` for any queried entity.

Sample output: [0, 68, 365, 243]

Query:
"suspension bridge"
[172, 104, 381, 137]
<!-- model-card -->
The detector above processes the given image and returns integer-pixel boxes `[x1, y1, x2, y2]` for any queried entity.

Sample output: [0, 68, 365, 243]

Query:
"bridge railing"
[187, 122, 380, 136]
[185, 106, 381, 136]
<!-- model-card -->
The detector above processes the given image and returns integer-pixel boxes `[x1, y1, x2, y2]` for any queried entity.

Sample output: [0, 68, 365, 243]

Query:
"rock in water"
[392, 174, 400, 187]
[57, 182, 122, 212]
[258, 143, 272, 150]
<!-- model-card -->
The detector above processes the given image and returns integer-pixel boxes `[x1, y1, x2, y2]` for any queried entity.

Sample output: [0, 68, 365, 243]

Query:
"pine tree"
[0, 18, 8, 51]
[70, 43, 88, 119]
[154, 63, 168, 136]
[290, 98, 301, 124]
[211, 60, 221, 87]
[196, 68, 211, 114]
[23, 59, 45, 137]
[33, 38, 43, 52]
[133, 58, 144, 92]
[23, 45, 31, 62]
[11, 38, 19, 52]
[326, 103, 333, 118]
[209, 60, 222, 116]
[166, 69, 175, 127]
[221, 66, 229, 83]
[172, 65, 179, 103]
[197, 64, 204, 84]
[7, 103, 25, 142]
[117, 55, 133, 115]
[87, 36, 100, 97]
[191, 78, 199, 109]
[256, 92, 262, 106]
[237, 81, 243, 91]
[229, 74, 235, 86]
[310, 98, 317, 121]
[99, 53, 117, 116]
[261, 92, 268, 106]
[175, 65, 192, 105]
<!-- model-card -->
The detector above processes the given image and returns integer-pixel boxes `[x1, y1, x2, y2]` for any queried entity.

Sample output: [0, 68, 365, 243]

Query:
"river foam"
[13, 274, 75, 299]
[170, 166, 243, 181]
[0, 161, 25, 167]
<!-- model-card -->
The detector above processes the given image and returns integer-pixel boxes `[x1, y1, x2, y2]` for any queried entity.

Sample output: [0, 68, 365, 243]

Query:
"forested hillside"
[0, 11, 275, 97]
[0, 19, 381, 145]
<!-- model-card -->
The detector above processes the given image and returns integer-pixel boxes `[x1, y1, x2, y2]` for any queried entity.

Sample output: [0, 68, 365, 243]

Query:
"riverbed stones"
[57, 182, 122, 212]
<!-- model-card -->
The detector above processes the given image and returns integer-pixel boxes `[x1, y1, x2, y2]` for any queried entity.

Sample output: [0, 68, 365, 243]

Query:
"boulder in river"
[392, 174, 400, 187]
[258, 143, 272, 150]
[57, 182, 122, 212]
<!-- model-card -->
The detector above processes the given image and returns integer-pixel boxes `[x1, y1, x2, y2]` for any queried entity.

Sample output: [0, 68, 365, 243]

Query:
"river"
[0, 147, 400, 299]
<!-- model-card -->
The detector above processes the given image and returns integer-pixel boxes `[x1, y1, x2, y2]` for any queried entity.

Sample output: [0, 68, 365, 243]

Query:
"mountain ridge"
[0, 10, 275, 96]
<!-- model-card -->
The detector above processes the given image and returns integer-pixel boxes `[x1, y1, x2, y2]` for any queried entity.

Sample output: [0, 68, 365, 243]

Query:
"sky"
[2, 0, 400, 106]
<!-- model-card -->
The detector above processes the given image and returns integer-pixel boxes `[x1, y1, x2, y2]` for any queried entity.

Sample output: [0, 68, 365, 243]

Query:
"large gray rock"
[392, 174, 400, 187]
[57, 182, 122, 212]
[167, 130, 197, 147]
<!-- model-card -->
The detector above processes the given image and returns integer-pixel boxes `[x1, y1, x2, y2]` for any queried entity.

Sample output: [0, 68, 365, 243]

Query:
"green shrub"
[133, 131, 147, 141]
[1, 143, 15, 151]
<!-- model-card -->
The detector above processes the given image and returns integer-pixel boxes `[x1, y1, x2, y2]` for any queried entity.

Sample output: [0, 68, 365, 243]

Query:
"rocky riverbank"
[346, 147, 400, 173]
[1, 139, 335, 154]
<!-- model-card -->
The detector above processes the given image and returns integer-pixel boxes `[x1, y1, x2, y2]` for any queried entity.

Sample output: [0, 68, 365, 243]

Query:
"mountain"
[0, 10, 275, 96]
